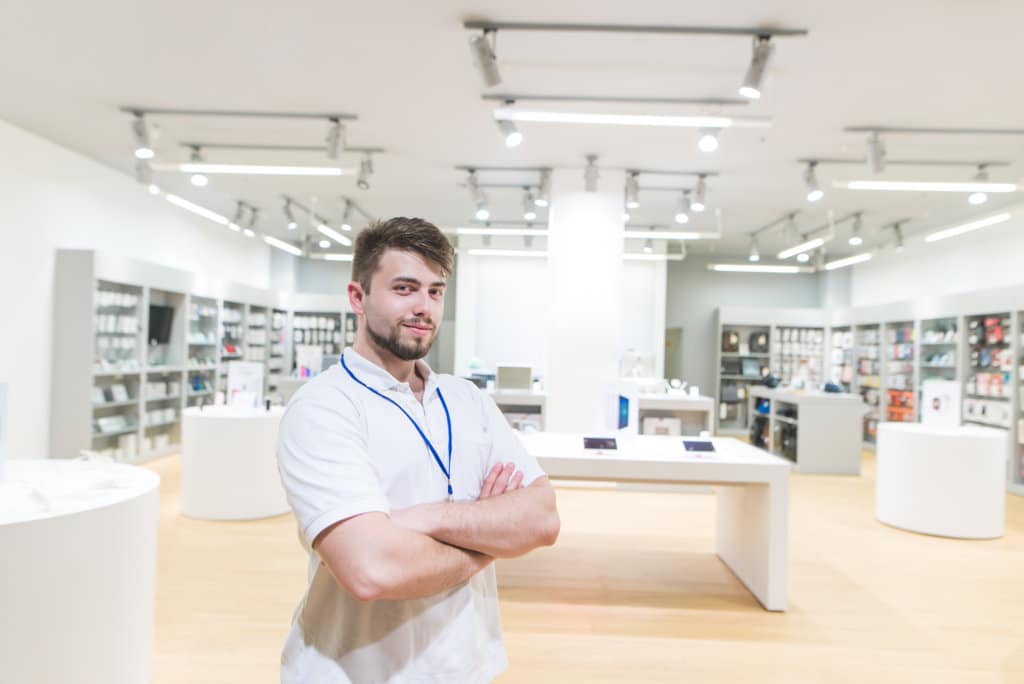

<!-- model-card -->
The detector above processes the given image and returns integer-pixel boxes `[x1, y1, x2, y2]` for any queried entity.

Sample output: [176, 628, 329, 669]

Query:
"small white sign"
[922, 379, 961, 428]
[226, 362, 264, 408]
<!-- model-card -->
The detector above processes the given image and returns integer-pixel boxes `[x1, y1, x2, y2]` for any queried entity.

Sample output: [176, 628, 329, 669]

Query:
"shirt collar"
[342, 347, 438, 397]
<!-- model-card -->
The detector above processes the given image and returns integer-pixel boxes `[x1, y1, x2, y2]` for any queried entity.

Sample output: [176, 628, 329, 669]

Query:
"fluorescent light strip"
[264, 236, 303, 256]
[623, 230, 704, 240]
[625, 253, 684, 261]
[841, 180, 1017, 193]
[924, 212, 1012, 243]
[467, 249, 549, 258]
[493, 106, 771, 129]
[777, 237, 825, 260]
[455, 227, 549, 237]
[317, 224, 353, 247]
[824, 252, 872, 270]
[323, 253, 354, 261]
[709, 264, 803, 274]
[175, 163, 347, 177]
[164, 193, 229, 225]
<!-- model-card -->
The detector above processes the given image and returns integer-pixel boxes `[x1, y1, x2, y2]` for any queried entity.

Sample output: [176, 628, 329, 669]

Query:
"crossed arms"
[314, 463, 560, 602]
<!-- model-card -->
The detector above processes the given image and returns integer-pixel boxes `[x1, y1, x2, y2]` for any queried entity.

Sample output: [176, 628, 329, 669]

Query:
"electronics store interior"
[1, 3, 1022, 683]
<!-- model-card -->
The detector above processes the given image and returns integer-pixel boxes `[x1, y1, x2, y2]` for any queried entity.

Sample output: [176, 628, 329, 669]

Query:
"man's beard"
[366, 317, 436, 361]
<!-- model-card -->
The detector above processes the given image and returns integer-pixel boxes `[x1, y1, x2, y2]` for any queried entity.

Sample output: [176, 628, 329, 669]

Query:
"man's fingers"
[492, 462, 515, 493]
[479, 462, 503, 499]
[506, 470, 524, 492]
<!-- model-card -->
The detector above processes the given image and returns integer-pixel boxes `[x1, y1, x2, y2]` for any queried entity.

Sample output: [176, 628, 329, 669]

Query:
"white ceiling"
[2, 0, 1023, 259]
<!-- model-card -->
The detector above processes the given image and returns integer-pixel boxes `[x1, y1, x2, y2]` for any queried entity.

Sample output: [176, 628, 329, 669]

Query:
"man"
[277, 217, 560, 683]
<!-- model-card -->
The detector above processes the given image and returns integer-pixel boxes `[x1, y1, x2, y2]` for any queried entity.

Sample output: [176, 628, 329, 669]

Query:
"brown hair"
[352, 217, 454, 292]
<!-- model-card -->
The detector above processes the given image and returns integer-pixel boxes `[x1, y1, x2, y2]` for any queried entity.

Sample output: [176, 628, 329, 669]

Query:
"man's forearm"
[395, 482, 560, 558]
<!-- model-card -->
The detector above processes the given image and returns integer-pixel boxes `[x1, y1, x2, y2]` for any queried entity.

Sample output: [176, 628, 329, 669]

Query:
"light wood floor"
[144, 452, 1024, 683]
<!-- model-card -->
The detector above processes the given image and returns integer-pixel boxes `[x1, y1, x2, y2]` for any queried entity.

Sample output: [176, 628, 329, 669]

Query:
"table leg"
[714, 478, 788, 611]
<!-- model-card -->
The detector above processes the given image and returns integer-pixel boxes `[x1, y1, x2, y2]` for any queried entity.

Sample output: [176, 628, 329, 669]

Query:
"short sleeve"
[477, 388, 547, 486]
[277, 388, 390, 548]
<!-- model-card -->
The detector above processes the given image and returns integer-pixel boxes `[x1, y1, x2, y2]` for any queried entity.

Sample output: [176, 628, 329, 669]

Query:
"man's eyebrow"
[391, 276, 446, 288]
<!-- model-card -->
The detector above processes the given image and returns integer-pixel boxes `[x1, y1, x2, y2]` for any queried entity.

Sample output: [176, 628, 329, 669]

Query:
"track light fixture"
[848, 213, 864, 246]
[469, 30, 501, 87]
[691, 175, 707, 212]
[325, 117, 345, 160]
[535, 170, 551, 207]
[340, 199, 354, 230]
[356, 153, 373, 190]
[892, 222, 905, 252]
[284, 200, 298, 230]
[968, 165, 989, 205]
[739, 36, 773, 100]
[466, 169, 491, 220]
[228, 201, 245, 231]
[866, 132, 886, 174]
[748, 238, 760, 262]
[697, 128, 720, 153]
[674, 191, 691, 224]
[521, 188, 538, 221]
[803, 162, 823, 202]
[188, 146, 208, 187]
[497, 119, 523, 147]
[625, 172, 640, 209]
[131, 113, 154, 160]
[134, 158, 152, 185]
[643, 239, 654, 254]
[583, 155, 599, 192]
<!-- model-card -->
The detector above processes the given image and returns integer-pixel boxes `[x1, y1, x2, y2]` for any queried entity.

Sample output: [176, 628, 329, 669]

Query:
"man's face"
[354, 249, 446, 361]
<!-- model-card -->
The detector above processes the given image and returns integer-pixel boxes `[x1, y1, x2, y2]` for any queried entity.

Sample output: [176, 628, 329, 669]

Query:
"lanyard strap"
[340, 354, 453, 497]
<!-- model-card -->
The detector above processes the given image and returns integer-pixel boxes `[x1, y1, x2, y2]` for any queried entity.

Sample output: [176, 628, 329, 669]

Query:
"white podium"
[0, 460, 160, 684]
[876, 422, 1008, 539]
[181, 405, 289, 520]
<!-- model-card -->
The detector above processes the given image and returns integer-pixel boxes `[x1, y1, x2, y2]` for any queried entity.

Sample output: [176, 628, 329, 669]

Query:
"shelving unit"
[186, 295, 218, 409]
[219, 300, 245, 392]
[855, 324, 882, 446]
[268, 308, 289, 392]
[829, 327, 854, 392]
[963, 313, 1013, 430]
[1016, 311, 1024, 494]
[772, 326, 825, 387]
[883, 320, 916, 423]
[292, 311, 343, 373]
[716, 323, 772, 434]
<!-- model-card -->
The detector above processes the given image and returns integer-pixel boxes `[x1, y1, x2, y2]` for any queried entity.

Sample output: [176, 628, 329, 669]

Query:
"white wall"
[0, 118, 270, 460]
[849, 209, 1024, 307]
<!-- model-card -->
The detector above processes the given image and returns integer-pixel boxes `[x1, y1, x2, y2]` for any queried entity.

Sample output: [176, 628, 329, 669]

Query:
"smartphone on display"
[617, 395, 629, 429]
[583, 437, 618, 450]
[683, 440, 715, 452]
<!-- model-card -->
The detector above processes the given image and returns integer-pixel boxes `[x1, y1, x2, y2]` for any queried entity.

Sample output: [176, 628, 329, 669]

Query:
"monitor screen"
[617, 395, 630, 429]
[148, 304, 174, 345]
[583, 437, 617, 450]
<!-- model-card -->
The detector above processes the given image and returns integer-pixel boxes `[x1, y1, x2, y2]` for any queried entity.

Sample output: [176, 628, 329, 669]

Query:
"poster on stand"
[226, 362, 264, 408]
[922, 380, 961, 428]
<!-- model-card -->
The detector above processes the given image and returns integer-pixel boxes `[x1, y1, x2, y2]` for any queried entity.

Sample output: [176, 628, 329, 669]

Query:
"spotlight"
[625, 172, 640, 209]
[340, 199, 354, 230]
[131, 113, 154, 159]
[749, 238, 760, 262]
[622, 211, 631, 221]
[697, 128, 720, 153]
[674, 191, 691, 224]
[474, 197, 490, 221]
[643, 239, 653, 254]
[325, 118, 345, 160]
[356, 153, 373, 190]
[535, 170, 551, 207]
[893, 223, 905, 252]
[866, 132, 886, 174]
[796, 252, 810, 263]
[284, 200, 298, 230]
[968, 165, 989, 205]
[148, 184, 161, 195]
[469, 30, 501, 87]
[739, 36, 773, 100]
[466, 169, 490, 219]
[319, 239, 331, 249]
[523, 188, 537, 221]
[692, 175, 707, 212]
[497, 120, 523, 148]
[228, 202, 245, 231]
[188, 146, 208, 187]
[584, 155, 599, 193]
[848, 213, 864, 246]
[247, 207, 260, 230]
[804, 162, 823, 202]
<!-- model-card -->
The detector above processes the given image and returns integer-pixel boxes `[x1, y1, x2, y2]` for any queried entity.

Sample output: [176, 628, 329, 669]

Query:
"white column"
[544, 166, 625, 432]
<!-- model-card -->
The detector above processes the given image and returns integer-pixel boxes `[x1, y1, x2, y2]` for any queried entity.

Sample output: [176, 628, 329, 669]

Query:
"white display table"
[637, 393, 715, 434]
[0, 460, 159, 684]
[747, 386, 865, 474]
[519, 432, 790, 611]
[876, 422, 1008, 539]
[181, 405, 289, 520]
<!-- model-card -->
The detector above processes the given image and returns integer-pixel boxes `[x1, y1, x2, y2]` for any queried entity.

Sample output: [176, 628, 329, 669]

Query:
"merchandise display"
[919, 317, 959, 389]
[856, 324, 882, 444]
[829, 327, 854, 392]
[716, 323, 771, 433]
[1019, 312, 1024, 485]
[292, 312, 342, 369]
[772, 327, 824, 387]
[884, 321, 915, 422]
[963, 313, 1013, 429]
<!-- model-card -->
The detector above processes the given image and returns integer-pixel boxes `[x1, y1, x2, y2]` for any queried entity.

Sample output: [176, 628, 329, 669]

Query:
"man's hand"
[478, 462, 523, 499]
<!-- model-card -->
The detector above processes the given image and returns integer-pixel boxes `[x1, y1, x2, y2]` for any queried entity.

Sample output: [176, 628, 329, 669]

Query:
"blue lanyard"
[340, 354, 454, 499]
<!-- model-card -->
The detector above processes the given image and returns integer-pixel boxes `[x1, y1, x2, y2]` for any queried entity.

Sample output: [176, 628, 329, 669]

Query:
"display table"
[747, 386, 865, 474]
[181, 405, 289, 520]
[488, 388, 547, 430]
[876, 422, 1008, 539]
[637, 393, 715, 434]
[519, 432, 790, 611]
[0, 459, 159, 684]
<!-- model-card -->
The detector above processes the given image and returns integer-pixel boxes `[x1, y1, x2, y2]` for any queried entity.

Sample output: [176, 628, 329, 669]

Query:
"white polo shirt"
[277, 347, 546, 683]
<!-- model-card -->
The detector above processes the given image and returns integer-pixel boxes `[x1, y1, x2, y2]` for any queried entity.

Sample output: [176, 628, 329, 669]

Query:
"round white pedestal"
[876, 422, 1008, 539]
[181, 405, 289, 520]
[0, 460, 160, 684]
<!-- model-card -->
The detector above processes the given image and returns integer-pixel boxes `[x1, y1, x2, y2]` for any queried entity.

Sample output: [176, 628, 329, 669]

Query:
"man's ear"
[348, 281, 366, 315]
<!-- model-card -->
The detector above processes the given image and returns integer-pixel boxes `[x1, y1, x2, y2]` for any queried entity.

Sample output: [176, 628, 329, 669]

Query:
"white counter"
[876, 422, 1008, 539]
[519, 432, 790, 611]
[0, 460, 160, 684]
[636, 393, 715, 434]
[181, 405, 289, 520]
